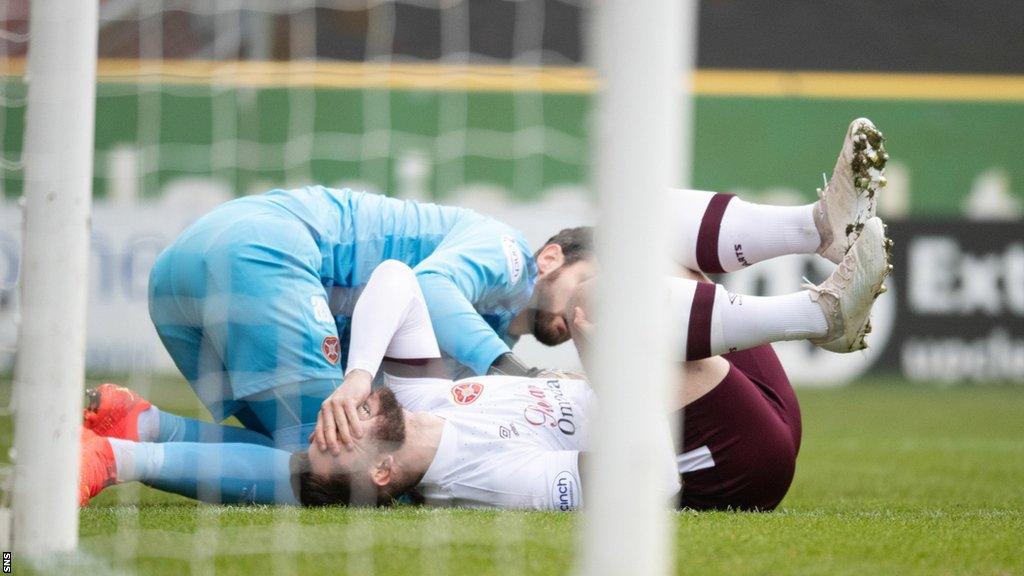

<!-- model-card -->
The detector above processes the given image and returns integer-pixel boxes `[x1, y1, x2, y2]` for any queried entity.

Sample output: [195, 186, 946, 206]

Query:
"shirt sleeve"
[345, 260, 441, 379]
[413, 220, 535, 375]
[415, 273, 511, 375]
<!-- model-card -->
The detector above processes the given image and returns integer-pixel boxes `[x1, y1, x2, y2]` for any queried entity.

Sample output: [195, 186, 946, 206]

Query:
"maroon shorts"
[672, 344, 802, 511]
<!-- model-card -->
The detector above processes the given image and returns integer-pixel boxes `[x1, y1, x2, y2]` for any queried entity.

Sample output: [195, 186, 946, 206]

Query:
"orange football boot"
[79, 427, 117, 506]
[83, 383, 152, 441]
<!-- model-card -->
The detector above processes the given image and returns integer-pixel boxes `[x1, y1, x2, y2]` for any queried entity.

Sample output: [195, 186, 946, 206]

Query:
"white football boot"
[808, 216, 892, 353]
[815, 118, 888, 264]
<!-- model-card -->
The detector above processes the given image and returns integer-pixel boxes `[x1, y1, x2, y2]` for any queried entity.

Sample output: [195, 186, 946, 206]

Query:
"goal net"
[0, 1, 691, 572]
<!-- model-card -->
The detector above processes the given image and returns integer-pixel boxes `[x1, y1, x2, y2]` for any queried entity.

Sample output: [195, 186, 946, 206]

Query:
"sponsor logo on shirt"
[498, 422, 520, 439]
[321, 335, 340, 365]
[523, 379, 577, 436]
[310, 295, 334, 324]
[451, 381, 484, 405]
[502, 235, 524, 285]
[552, 471, 580, 511]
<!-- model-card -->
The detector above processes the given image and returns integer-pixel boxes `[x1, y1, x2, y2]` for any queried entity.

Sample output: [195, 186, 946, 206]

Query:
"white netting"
[2, 0, 598, 569]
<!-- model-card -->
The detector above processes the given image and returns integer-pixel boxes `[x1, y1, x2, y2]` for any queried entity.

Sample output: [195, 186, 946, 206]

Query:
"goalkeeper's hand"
[487, 352, 542, 377]
[570, 305, 594, 351]
[536, 368, 588, 380]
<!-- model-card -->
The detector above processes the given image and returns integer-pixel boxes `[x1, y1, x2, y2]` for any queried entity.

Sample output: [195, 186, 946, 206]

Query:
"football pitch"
[3, 376, 1022, 575]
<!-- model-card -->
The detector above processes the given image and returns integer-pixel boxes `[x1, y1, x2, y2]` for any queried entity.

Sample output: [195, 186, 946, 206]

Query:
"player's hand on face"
[311, 369, 373, 455]
[571, 306, 594, 344]
[572, 305, 593, 332]
[567, 278, 595, 356]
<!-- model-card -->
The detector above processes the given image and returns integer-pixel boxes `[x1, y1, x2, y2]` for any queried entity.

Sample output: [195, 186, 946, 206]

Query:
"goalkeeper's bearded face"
[531, 258, 598, 346]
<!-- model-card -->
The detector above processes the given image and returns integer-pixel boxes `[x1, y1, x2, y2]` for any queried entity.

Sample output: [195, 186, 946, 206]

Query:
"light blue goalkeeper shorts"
[148, 197, 344, 423]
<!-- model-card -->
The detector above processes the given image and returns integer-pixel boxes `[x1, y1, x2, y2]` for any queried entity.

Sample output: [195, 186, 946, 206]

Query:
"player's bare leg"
[670, 118, 887, 273]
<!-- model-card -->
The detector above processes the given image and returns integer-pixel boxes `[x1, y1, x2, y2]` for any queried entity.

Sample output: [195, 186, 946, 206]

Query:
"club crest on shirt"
[321, 335, 340, 365]
[451, 382, 484, 405]
[502, 235, 524, 285]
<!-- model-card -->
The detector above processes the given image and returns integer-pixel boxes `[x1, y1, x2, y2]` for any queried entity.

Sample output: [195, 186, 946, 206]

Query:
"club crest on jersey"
[451, 382, 484, 405]
[321, 335, 340, 365]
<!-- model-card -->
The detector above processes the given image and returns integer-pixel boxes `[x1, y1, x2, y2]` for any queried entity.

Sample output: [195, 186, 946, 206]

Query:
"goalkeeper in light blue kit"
[80, 185, 596, 504]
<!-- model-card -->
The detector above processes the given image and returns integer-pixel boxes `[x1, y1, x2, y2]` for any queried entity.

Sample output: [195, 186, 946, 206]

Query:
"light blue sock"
[156, 410, 275, 447]
[130, 442, 300, 505]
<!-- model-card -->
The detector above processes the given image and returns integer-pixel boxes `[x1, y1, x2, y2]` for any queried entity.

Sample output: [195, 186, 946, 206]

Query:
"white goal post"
[10, 0, 98, 556]
[580, 1, 697, 575]
[1, 0, 697, 567]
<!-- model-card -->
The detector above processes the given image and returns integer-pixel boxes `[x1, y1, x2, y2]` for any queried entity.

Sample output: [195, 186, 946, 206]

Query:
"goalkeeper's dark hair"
[537, 226, 595, 266]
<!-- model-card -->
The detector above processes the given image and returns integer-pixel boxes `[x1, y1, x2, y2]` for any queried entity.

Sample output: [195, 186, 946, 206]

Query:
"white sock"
[669, 189, 821, 273]
[669, 278, 828, 360]
[136, 406, 160, 443]
[714, 289, 828, 354]
[718, 199, 820, 270]
[109, 438, 164, 484]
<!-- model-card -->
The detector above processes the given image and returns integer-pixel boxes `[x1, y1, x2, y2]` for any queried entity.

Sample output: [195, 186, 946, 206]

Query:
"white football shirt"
[386, 374, 680, 510]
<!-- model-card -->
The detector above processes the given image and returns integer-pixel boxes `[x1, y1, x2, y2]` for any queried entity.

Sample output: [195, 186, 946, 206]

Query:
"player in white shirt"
[293, 259, 678, 509]
[366, 374, 595, 510]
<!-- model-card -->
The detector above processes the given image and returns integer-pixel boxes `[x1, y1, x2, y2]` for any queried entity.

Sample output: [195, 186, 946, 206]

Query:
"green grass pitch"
[3, 376, 1022, 575]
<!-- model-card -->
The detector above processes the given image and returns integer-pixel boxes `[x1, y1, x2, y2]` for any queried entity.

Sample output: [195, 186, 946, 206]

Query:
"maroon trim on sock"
[695, 193, 735, 274]
[686, 282, 716, 361]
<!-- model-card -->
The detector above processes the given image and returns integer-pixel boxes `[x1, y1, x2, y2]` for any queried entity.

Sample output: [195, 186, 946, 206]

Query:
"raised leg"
[668, 118, 888, 273]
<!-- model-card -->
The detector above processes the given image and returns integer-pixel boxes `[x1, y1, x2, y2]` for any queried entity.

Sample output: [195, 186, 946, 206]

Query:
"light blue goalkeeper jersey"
[149, 186, 535, 419]
[262, 186, 536, 374]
